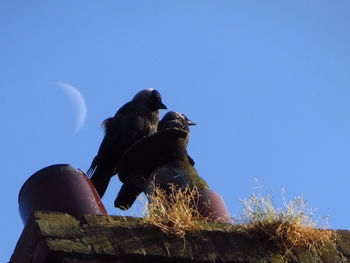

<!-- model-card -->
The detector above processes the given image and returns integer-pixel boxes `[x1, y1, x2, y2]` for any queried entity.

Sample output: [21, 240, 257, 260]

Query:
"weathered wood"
[10, 211, 350, 263]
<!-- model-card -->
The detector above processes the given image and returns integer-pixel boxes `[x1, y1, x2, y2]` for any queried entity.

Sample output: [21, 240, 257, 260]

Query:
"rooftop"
[10, 211, 350, 263]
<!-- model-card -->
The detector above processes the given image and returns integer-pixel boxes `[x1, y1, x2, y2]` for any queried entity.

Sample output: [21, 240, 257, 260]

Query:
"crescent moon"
[56, 82, 87, 134]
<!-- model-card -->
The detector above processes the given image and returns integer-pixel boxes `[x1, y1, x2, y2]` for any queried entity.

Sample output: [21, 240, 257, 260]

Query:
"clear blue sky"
[1, 1, 350, 261]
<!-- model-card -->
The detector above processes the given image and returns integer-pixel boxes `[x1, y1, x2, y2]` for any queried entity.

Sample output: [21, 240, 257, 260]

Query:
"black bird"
[157, 111, 196, 165]
[87, 89, 167, 198]
[114, 111, 208, 209]
[144, 111, 208, 196]
[157, 111, 196, 132]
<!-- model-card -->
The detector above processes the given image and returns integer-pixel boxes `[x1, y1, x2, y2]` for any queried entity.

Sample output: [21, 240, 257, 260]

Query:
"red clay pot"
[198, 189, 233, 224]
[18, 164, 107, 225]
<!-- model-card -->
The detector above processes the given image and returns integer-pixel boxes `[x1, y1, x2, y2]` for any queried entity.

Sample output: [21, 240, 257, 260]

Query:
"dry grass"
[142, 184, 214, 238]
[239, 193, 337, 255]
[141, 181, 336, 257]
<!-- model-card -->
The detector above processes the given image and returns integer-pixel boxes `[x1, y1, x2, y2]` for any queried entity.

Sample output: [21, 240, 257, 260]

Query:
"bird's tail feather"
[114, 184, 141, 210]
[89, 167, 114, 198]
[86, 166, 96, 178]
[87, 156, 100, 179]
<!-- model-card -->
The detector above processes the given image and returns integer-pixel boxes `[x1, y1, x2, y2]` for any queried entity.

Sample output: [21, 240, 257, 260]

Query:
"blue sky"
[1, 1, 350, 261]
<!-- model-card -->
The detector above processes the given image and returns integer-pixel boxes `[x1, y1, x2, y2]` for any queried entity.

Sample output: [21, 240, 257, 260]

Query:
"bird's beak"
[158, 102, 168, 109]
[187, 119, 196, 126]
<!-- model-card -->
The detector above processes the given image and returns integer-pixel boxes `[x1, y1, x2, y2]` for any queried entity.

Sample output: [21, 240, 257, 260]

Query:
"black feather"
[113, 111, 205, 210]
[114, 184, 142, 210]
[87, 89, 166, 198]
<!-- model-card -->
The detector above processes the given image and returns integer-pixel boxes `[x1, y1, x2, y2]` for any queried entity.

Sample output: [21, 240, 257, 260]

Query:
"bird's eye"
[152, 90, 160, 98]
[151, 90, 162, 102]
